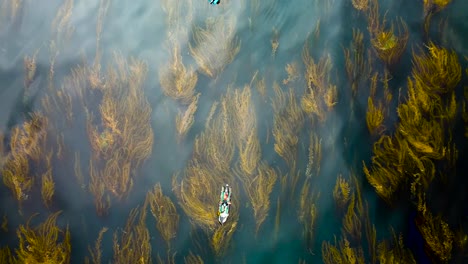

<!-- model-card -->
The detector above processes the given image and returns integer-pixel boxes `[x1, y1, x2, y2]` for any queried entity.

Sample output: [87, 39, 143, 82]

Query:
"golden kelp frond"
[50, 0, 75, 50]
[271, 27, 279, 58]
[85, 227, 108, 264]
[85, 54, 153, 202]
[406, 77, 439, 115]
[2, 152, 32, 204]
[238, 162, 277, 234]
[333, 174, 351, 211]
[41, 151, 55, 209]
[0, 246, 13, 264]
[89, 159, 111, 216]
[305, 131, 322, 178]
[362, 134, 408, 203]
[255, 75, 267, 99]
[282, 62, 300, 86]
[416, 207, 454, 263]
[231, 85, 261, 175]
[159, 41, 198, 104]
[366, 96, 385, 135]
[367, 0, 409, 65]
[422, 0, 450, 35]
[173, 163, 219, 231]
[211, 221, 237, 256]
[342, 194, 362, 242]
[398, 100, 445, 160]
[412, 43, 461, 94]
[16, 211, 71, 264]
[322, 237, 365, 264]
[272, 84, 305, 171]
[301, 50, 337, 121]
[24, 51, 38, 89]
[184, 251, 204, 264]
[233, 85, 256, 145]
[238, 129, 261, 176]
[344, 28, 369, 96]
[146, 183, 179, 248]
[8, 113, 48, 161]
[189, 16, 241, 78]
[352, 0, 368, 11]
[176, 93, 200, 143]
[377, 229, 416, 264]
[298, 178, 319, 250]
[1, 215, 7, 232]
[454, 228, 468, 254]
[194, 96, 236, 173]
[113, 207, 151, 264]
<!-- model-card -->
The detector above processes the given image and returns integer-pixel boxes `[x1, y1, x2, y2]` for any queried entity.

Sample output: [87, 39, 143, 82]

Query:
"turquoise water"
[1, 0, 468, 263]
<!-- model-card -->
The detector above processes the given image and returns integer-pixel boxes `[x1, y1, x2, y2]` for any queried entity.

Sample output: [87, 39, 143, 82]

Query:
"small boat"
[209, 0, 220, 5]
[218, 184, 231, 225]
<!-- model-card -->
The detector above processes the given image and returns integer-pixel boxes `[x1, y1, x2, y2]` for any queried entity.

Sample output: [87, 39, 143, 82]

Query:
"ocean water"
[1, 0, 468, 263]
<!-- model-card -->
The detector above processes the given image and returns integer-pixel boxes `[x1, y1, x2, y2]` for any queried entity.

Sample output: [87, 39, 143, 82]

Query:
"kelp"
[236, 162, 277, 234]
[85, 227, 108, 264]
[367, 0, 409, 66]
[298, 177, 319, 253]
[301, 45, 337, 121]
[176, 93, 200, 143]
[41, 151, 55, 209]
[343, 29, 371, 97]
[271, 27, 279, 58]
[232, 85, 261, 175]
[423, 0, 453, 35]
[85, 53, 154, 205]
[159, 40, 198, 105]
[2, 114, 48, 210]
[271, 82, 305, 171]
[363, 134, 408, 203]
[333, 174, 351, 212]
[184, 251, 204, 264]
[305, 131, 322, 178]
[211, 221, 237, 256]
[366, 96, 385, 136]
[411, 43, 461, 95]
[0, 247, 14, 264]
[416, 198, 454, 263]
[351, 0, 368, 11]
[50, 0, 75, 52]
[146, 183, 179, 249]
[113, 206, 151, 264]
[189, 16, 241, 78]
[15, 211, 71, 264]
[341, 175, 364, 243]
[377, 229, 416, 264]
[322, 237, 365, 264]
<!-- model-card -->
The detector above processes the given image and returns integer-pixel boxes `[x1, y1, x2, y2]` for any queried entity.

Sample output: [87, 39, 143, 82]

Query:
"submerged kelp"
[146, 183, 179, 249]
[173, 93, 239, 255]
[113, 206, 152, 264]
[14, 212, 71, 263]
[84, 53, 154, 211]
[367, 0, 409, 66]
[189, 16, 241, 78]
[1, 114, 48, 211]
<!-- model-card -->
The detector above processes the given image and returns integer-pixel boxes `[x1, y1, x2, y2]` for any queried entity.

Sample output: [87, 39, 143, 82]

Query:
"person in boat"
[218, 184, 231, 224]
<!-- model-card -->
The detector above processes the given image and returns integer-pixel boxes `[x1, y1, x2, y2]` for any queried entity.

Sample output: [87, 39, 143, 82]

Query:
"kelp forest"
[0, 0, 467, 263]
